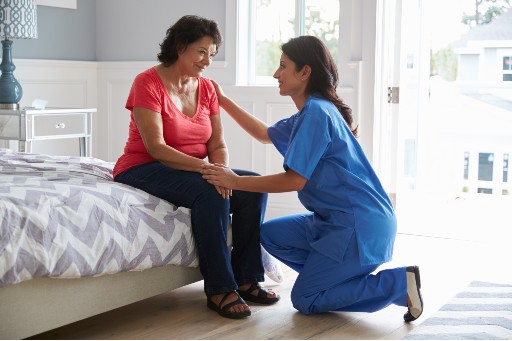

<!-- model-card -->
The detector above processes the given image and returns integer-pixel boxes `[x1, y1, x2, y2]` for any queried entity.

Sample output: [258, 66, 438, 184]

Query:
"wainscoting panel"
[96, 61, 153, 162]
[12, 59, 98, 156]
[103, 79, 133, 162]
[219, 100, 256, 171]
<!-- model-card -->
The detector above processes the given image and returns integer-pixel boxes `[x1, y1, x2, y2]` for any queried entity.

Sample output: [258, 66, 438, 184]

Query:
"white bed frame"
[0, 265, 202, 339]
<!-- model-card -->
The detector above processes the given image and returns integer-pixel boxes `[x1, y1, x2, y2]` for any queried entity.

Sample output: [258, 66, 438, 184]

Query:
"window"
[504, 153, 509, 182]
[478, 188, 493, 194]
[463, 151, 470, 180]
[502, 55, 512, 81]
[238, 0, 340, 85]
[478, 152, 494, 181]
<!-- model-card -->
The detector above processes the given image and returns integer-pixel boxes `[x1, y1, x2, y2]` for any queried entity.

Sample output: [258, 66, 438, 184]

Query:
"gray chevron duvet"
[0, 148, 199, 287]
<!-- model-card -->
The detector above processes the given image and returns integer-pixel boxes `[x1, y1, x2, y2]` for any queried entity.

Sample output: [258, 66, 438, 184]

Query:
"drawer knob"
[55, 123, 66, 129]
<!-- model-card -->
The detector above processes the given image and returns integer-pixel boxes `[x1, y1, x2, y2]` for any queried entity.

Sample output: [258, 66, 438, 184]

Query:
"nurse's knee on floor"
[292, 298, 316, 315]
[291, 291, 316, 315]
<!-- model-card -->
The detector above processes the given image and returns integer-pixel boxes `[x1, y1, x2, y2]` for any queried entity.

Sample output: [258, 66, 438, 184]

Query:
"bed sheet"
[0, 149, 198, 287]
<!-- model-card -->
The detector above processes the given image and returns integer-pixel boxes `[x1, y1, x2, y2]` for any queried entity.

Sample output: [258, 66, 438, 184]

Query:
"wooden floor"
[31, 228, 511, 340]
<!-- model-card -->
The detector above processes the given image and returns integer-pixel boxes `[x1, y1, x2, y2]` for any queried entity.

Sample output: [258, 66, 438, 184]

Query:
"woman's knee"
[196, 186, 229, 214]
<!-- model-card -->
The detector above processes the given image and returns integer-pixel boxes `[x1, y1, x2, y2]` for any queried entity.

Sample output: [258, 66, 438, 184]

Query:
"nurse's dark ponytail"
[281, 36, 358, 137]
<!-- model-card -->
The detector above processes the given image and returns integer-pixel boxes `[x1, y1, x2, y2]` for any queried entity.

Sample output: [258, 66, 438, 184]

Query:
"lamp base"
[0, 103, 20, 109]
[0, 39, 23, 108]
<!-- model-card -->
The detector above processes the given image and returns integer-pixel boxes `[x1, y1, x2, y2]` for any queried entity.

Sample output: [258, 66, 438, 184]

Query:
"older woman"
[113, 15, 279, 319]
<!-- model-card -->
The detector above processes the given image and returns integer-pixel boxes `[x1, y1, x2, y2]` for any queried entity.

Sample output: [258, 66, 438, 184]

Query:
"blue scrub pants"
[261, 213, 408, 314]
[115, 161, 267, 295]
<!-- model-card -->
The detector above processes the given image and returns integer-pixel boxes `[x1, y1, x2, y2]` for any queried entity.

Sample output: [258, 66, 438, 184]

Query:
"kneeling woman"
[202, 36, 423, 321]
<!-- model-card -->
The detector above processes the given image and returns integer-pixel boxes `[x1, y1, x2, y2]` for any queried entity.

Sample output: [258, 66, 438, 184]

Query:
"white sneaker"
[404, 265, 424, 322]
[262, 246, 284, 283]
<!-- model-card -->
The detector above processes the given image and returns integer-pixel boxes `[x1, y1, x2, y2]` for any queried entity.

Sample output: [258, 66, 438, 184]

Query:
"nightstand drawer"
[0, 107, 96, 157]
[31, 114, 87, 138]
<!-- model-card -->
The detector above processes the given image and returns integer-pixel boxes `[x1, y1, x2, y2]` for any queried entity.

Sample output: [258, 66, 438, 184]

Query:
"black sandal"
[207, 291, 251, 319]
[237, 283, 280, 305]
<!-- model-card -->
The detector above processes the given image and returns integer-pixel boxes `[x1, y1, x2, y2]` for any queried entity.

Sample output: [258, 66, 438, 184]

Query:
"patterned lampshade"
[0, 0, 38, 40]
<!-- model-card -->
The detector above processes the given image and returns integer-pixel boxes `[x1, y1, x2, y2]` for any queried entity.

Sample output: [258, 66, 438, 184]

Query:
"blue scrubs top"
[267, 95, 397, 266]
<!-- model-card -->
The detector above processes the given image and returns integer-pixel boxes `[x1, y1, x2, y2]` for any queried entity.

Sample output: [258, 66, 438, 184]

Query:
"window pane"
[305, 0, 339, 62]
[478, 152, 494, 181]
[255, 0, 295, 82]
[463, 151, 470, 180]
[503, 56, 512, 71]
[477, 188, 493, 194]
[504, 153, 509, 182]
[503, 74, 512, 81]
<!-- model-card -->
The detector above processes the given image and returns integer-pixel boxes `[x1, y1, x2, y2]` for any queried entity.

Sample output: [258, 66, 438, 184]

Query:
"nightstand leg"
[18, 141, 31, 153]
[79, 137, 89, 157]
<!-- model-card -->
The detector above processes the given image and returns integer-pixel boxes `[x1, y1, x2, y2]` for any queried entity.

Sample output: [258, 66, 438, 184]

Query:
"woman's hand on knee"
[201, 163, 239, 190]
[215, 185, 232, 199]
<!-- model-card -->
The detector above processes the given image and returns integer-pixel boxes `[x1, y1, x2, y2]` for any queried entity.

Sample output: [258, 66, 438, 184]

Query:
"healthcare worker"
[201, 36, 424, 322]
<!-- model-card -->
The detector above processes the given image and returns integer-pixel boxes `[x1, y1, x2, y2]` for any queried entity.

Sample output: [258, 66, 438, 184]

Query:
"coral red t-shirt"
[113, 67, 219, 178]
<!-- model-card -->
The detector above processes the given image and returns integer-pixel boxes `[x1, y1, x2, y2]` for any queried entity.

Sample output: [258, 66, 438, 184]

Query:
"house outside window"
[238, 0, 339, 85]
[462, 150, 510, 195]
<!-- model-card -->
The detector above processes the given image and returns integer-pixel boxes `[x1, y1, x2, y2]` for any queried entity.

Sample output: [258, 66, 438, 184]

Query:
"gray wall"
[13, 0, 96, 60]
[12, 0, 226, 62]
[96, 0, 226, 61]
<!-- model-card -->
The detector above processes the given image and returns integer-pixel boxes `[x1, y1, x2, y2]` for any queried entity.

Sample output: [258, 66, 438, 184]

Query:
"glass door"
[374, 0, 427, 211]
[377, 0, 512, 241]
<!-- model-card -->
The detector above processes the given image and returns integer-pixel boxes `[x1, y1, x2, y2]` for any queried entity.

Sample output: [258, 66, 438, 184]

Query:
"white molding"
[15, 58, 96, 69]
[37, 0, 77, 9]
[96, 60, 227, 71]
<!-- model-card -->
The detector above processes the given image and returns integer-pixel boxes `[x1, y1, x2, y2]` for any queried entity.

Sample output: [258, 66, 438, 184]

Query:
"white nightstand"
[0, 107, 96, 157]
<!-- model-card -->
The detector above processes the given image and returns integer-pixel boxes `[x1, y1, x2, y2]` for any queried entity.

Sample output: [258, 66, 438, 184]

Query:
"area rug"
[403, 281, 512, 340]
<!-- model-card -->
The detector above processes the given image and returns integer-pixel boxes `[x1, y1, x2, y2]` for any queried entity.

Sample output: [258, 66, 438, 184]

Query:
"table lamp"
[0, 0, 38, 109]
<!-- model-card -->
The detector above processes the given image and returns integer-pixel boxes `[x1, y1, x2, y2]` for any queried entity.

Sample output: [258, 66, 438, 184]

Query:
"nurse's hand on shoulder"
[201, 163, 239, 192]
[211, 80, 227, 105]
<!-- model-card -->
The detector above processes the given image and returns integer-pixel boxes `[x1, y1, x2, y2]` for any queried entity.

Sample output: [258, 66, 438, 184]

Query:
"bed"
[0, 149, 204, 339]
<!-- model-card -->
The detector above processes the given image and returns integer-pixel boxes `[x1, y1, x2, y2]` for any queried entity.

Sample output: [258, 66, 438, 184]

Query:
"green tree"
[256, 40, 282, 77]
[430, 45, 458, 81]
[305, 10, 339, 61]
[432, 1, 511, 79]
[461, 0, 511, 26]
[255, 0, 339, 78]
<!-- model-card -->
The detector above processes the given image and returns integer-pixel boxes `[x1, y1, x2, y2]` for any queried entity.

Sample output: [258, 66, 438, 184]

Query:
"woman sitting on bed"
[113, 15, 279, 319]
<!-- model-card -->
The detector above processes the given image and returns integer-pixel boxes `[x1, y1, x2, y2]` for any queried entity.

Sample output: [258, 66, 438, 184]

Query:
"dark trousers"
[115, 161, 267, 295]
